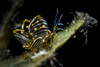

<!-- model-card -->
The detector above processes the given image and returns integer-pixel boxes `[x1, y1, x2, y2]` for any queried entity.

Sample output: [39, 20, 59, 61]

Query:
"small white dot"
[72, 20, 76, 24]
[38, 37, 42, 39]
[46, 35, 49, 37]
[73, 35, 76, 38]
[35, 35, 37, 37]
[65, 29, 68, 32]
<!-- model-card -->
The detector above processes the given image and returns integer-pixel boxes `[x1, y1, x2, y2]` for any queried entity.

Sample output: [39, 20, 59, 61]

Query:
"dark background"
[0, 0, 99, 67]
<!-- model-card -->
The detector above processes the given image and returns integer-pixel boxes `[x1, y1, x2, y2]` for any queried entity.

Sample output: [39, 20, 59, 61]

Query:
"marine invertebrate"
[0, 11, 97, 67]
[13, 9, 63, 51]
[0, 1, 97, 67]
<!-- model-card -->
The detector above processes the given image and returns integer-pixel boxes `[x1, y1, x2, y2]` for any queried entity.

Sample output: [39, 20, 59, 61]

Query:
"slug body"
[13, 9, 63, 50]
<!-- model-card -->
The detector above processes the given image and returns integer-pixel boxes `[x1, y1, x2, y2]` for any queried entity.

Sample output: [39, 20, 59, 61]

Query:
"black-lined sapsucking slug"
[13, 8, 64, 51]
